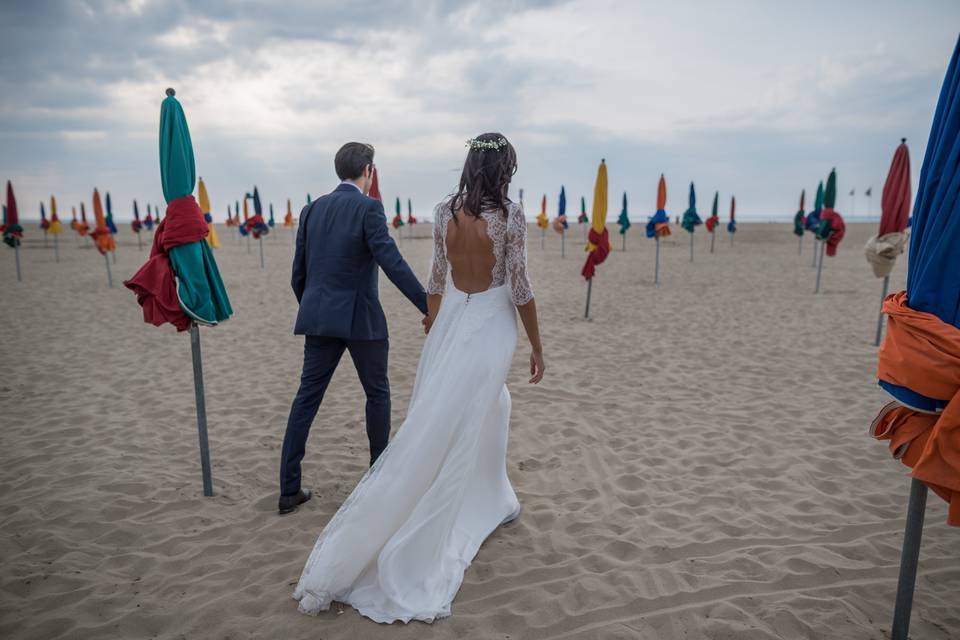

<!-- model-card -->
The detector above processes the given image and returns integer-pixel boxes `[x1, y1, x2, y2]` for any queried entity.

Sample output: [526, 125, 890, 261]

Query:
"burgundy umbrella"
[866, 139, 911, 344]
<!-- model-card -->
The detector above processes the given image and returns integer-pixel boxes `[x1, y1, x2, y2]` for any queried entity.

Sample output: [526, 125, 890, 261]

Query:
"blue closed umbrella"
[872, 36, 960, 640]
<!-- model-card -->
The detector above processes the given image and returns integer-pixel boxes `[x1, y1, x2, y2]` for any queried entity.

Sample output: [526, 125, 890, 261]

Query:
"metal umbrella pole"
[14, 244, 22, 282]
[584, 279, 593, 319]
[54, 233, 59, 263]
[189, 323, 214, 496]
[561, 229, 565, 258]
[891, 478, 928, 640]
[654, 236, 661, 287]
[811, 238, 819, 267]
[690, 232, 694, 262]
[874, 275, 891, 346]
[814, 240, 826, 293]
[710, 230, 715, 254]
[798, 235, 803, 256]
[259, 236, 265, 270]
[104, 252, 113, 288]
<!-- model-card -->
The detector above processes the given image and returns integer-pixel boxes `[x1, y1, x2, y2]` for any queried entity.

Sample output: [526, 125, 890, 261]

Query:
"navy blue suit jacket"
[292, 183, 428, 339]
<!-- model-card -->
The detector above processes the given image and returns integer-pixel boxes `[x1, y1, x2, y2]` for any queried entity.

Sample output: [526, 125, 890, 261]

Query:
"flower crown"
[466, 137, 508, 151]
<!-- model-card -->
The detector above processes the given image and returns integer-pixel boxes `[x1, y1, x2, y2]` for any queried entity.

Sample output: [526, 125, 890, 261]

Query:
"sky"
[1, 0, 958, 223]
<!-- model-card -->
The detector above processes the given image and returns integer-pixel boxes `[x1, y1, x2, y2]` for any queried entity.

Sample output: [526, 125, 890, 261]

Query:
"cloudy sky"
[1, 1, 958, 222]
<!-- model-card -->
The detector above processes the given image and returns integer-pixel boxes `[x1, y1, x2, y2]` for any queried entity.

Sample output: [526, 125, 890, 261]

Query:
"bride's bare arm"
[516, 299, 544, 383]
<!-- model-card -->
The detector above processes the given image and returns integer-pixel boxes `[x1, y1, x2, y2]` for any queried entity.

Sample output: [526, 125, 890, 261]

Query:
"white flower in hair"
[466, 137, 508, 151]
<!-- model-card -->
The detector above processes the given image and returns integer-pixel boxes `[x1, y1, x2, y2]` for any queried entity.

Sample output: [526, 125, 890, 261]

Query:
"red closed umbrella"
[867, 139, 912, 344]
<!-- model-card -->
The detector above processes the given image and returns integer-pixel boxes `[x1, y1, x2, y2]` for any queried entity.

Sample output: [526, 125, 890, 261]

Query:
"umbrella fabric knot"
[124, 195, 212, 331]
[705, 215, 719, 232]
[872, 291, 960, 526]
[646, 210, 671, 238]
[864, 232, 907, 278]
[681, 208, 702, 233]
[793, 211, 806, 236]
[816, 208, 845, 255]
[243, 215, 270, 239]
[581, 227, 609, 280]
[552, 214, 567, 233]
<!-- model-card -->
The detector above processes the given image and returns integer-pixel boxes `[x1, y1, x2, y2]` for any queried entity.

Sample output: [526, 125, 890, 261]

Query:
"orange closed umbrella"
[91, 188, 116, 286]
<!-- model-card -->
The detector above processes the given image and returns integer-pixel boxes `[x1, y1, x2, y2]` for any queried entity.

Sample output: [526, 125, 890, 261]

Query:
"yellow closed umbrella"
[582, 159, 611, 318]
[48, 194, 63, 262]
[197, 177, 220, 249]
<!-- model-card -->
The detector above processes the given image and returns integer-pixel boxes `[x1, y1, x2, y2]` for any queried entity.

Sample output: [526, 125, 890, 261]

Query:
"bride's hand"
[529, 350, 544, 384]
[422, 314, 433, 335]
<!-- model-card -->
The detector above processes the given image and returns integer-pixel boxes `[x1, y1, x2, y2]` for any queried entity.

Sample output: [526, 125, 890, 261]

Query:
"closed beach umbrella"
[131, 199, 144, 251]
[705, 191, 720, 253]
[536, 194, 548, 248]
[617, 191, 631, 250]
[552, 186, 568, 258]
[49, 196, 63, 235]
[645, 174, 672, 238]
[3, 181, 23, 281]
[91, 188, 116, 255]
[105, 192, 118, 235]
[392, 196, 404, 229]
[78, 202, 90, 237]
[144, 203, 154, 231]
[131, 200, 143, 234]
[581, 159, 611, 318]
[368, 167, 382, 202]
[727, 196, 737, 237]
[268, 202, 275, 228]
[244, 186, 269, 267]
[407, 198, 416, 225]
[284, 199, 294, 227]
[867, 140, 912, 344]
[49, 195, 63, 262]
[869, 37, 960, 639]
[793, 189, 806, 244]
[124, 88, 234, 496]
[806, 181, 824, 266]
[197, 177, 220, 249]
[814, 169, 847, 293]
[91, 188, 116, 285]
[681, 182, 702, 261]
[646, 175, 671, 285]
[39, 202, 49, 246]
[3, 181, 23, 248]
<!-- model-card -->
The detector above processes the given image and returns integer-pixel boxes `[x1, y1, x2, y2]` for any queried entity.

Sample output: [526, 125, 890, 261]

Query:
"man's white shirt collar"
[341, 181, 363, 193]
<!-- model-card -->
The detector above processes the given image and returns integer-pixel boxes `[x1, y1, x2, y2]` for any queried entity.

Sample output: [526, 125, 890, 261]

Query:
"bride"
[293, 132, 545, 623]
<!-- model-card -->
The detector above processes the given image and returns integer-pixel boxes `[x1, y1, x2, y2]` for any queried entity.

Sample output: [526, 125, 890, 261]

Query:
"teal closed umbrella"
[125, 88, 232, 497]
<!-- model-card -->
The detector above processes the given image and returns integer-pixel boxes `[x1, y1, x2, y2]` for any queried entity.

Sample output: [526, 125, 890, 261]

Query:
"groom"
[278, 142, 428, 515]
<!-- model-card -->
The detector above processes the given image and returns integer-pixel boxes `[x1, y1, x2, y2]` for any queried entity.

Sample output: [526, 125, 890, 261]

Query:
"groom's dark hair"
[335, 142, 375, 181]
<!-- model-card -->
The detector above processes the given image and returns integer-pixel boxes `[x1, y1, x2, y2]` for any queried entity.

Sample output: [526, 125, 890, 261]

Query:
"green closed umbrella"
[159, 87, 232, 496]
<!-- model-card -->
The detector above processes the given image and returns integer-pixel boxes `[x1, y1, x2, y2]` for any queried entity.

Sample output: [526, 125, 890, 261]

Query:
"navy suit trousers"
[279, 336, 390, 496]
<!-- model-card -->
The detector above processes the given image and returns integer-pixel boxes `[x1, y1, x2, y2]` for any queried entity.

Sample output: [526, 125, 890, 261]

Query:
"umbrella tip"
[901, 137, 907, 144]
[601, 158, 605, 163]
[166, 87, 176, 97]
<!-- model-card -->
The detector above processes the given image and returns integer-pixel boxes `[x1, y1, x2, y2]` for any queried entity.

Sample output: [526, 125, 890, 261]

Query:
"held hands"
[529, 350, 545, 384]
[422, 314, 434, 335]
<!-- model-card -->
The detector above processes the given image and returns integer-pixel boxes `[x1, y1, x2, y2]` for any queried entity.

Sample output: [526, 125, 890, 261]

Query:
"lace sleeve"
[506, 203, 534, 305]
[427, 202, 449, 295]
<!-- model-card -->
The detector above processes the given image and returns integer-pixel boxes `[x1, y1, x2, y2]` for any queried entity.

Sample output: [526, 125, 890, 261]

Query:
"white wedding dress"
[293, 199, 534, 623]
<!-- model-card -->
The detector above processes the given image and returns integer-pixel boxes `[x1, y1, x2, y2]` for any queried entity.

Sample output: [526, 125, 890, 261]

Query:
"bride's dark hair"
[449, 132, 517, 221]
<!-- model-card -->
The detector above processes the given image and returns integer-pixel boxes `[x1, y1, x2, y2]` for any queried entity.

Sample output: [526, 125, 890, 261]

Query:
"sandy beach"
[1, 220, 957, 640]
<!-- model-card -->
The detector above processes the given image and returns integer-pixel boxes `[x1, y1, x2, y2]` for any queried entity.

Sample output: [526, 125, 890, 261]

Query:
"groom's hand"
[422, 314, 433, 335]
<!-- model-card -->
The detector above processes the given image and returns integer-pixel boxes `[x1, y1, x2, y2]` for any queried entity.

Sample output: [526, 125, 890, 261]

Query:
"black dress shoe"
[278, 489, 312, 515]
